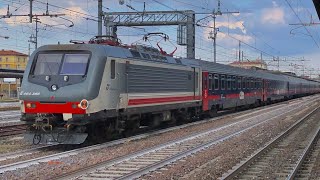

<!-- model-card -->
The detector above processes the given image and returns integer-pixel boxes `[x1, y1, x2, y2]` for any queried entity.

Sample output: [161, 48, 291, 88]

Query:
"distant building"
[0, 49, 28, 70]
[0, 49, 28, 99]
[229, 59, 268, 70]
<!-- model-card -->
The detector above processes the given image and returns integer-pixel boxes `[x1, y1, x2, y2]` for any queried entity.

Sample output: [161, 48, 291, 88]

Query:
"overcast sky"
[0, 0, 319, 76]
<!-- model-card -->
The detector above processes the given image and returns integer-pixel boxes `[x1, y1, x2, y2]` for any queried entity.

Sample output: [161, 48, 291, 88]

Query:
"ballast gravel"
[142, 102, 319, 180]
[0, 97, 318, 180]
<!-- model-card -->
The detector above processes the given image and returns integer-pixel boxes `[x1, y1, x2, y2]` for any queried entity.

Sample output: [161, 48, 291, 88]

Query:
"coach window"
[255, 79, 258, 89]
[209, 74, 213, 91]
[246, 78, 250, 89]
[258, 79, 262, 89]
[227, 76, 231, 90]
[221, 75, 225, 90]
[238, 77, 242, 89]
[232, 76, 236, 90]
[251, 79, 254, 89]
[195, 73, 199, 89]
[252, 79, 255, 89]
[111, 60, 116, 79]
[214, 74, 219, 90]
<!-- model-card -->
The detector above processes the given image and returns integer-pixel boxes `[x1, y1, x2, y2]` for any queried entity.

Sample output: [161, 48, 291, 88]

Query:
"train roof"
[36, 43, 319, 85]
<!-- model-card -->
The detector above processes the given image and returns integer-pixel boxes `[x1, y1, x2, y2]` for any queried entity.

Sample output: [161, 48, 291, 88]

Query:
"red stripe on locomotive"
[24, 101, 86, 114]
[128, 96, 201, 106]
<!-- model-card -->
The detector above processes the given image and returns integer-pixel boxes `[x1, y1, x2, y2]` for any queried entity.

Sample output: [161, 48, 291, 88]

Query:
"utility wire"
[285, 0, 319, 47]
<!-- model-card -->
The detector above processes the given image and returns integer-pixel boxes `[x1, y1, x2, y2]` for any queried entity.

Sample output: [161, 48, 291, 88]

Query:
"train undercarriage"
[22, 106, 205, 145]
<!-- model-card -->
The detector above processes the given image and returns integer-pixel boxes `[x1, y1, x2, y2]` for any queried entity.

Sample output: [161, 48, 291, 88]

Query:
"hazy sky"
[0, 0, 319, 76]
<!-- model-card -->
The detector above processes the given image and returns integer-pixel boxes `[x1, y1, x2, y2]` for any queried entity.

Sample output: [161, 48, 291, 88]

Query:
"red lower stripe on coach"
[128, 96, 201, 106]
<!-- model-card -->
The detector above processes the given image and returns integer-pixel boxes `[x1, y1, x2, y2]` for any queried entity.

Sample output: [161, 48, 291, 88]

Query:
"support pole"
[35, 18, 38, 49]
[29, 0, 33, 23]
[213, 15, 217, 63]
[98, 0, 103, 38]
[238, 41, 241, 62]
[186, 10, 195, 59]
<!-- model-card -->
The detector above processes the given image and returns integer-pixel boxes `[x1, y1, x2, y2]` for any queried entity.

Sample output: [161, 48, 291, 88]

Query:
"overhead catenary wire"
[285, 0, 319, 48]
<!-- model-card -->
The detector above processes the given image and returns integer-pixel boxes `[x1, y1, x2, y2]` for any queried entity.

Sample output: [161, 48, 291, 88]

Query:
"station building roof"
[0, 50, 28, 57]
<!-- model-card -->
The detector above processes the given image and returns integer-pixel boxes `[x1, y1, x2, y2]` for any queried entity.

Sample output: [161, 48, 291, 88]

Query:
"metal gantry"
[103, 10, 196, 59]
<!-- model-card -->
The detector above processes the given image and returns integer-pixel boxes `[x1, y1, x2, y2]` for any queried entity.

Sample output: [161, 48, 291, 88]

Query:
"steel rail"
[220, 106, 320, 180]
[0, 96, 317, 176]
[54, 98, 316, 180]
[287, 126, 320, 179]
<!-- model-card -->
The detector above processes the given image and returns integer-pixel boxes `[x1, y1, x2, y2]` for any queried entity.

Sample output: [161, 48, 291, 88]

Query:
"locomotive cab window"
[33, 54, 63, 75]
[60, 54, 90, 75]
[33, 53, 90, 76]
[111, 60, 116, 79]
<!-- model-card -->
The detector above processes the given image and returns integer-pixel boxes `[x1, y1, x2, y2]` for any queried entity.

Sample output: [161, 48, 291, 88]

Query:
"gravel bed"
[0, 101, 297, 179]
[0, 97, 316, 179]
[141, 102, 319, 180]
[0, 150, 62, 166]
[0, 107, 20, 112]
[310, 139, 320, 179]
[0, 136, 34, 154]
[0, 121, 25, 128]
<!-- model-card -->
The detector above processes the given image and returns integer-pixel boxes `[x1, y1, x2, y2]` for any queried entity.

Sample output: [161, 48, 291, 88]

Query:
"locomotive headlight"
[26, 103, 36, 109]
[78, 99, 89, 110]
[51, 84, 58, 91]
[26, 103, 32, 108]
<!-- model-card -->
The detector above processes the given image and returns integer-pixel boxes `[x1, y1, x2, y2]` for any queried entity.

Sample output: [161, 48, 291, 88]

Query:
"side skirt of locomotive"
[22, 101, 203, 145]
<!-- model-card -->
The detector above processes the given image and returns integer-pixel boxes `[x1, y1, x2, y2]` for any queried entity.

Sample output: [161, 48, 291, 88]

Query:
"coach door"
[193, 67, 201, 100]
[202, 72, 209, 111]
[262, 79, 267, 102]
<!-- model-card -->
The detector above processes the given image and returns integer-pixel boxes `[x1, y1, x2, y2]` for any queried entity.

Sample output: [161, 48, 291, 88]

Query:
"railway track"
[51, 98, 316, 180]
[0, 110, 20, 119]
[220, 106, 320, 180]
[0, 145, 54, 162]
[0, 124, 27, 137]
[293, 126, 320, 179]
[0, 106, 20, 111]
[0, 95, 317, 179]
[0, 97, 296, 170]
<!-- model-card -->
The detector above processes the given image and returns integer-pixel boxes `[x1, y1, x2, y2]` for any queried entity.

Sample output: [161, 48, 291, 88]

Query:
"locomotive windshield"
[33, 54, 63, 75]
[33, 53, 90, 76]
[60, 54, 90, 75]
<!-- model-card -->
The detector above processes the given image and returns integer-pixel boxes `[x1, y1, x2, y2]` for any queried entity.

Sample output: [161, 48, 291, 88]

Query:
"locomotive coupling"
[32, 115, 53, 132]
